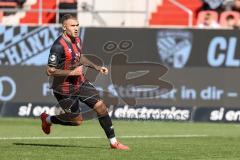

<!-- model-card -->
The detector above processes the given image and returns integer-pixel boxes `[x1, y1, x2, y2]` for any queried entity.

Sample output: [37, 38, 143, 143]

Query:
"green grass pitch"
[0, 118, 240, 160]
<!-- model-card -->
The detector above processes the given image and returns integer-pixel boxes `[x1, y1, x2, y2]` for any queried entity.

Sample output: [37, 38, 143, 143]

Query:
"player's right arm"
[46, 43, 81, 76]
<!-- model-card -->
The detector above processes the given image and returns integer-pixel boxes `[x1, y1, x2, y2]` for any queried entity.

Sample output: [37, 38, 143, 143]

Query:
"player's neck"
[63, 33, 75, 43]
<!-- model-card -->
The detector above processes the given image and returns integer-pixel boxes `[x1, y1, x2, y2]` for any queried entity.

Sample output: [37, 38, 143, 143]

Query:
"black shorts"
[53, 80, 101, 113]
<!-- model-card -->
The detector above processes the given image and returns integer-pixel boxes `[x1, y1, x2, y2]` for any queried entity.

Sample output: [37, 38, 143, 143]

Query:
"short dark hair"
[61, 14, 77, 24]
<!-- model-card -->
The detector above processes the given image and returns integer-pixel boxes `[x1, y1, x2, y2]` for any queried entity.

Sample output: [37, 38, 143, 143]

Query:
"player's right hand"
[99, 66, 108, 75]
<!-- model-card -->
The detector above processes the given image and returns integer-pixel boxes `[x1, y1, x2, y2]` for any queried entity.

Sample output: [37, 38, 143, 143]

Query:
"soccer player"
[40, 14, 129, 150]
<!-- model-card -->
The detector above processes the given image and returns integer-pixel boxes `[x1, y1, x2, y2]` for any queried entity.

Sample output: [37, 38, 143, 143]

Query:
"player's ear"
[62, 20, 67, 31]
[63, 25, 66, 31]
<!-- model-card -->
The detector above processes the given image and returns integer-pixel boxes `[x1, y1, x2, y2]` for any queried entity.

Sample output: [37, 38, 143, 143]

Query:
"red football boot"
[40, 112, 51, 135]
[110, 141, 130, 150]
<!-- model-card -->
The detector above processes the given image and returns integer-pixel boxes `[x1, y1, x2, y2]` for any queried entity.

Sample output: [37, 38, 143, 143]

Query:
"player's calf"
[43, 113, 83, 126]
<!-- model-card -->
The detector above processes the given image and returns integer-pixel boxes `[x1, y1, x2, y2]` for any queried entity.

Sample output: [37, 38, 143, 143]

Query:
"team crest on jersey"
[156, 30, 193, 68]
[50, 55, 56, 62]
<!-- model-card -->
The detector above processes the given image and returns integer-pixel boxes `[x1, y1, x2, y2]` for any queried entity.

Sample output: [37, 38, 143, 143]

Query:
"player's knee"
[95, 100, 104, 108]
[94, 100, 108, 116]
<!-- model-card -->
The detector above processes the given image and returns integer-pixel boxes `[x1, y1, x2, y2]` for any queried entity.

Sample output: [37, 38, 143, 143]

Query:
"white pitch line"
[0, 135, 208, 140]
[120, 135, 208, 138]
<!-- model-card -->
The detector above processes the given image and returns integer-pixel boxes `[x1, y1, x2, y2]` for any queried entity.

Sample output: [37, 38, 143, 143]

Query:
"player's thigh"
[53, 92, 81, 113]
[78, 80, 101, 109]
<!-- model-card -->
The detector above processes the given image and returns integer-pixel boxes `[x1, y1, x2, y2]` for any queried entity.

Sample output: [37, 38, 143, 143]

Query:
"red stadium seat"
[20, 0, 57, 24]
[219, 11, 240, 27]
[0, 2, 17, 8]
[197, 10, 218, 25]
[150, 0, 203, 26]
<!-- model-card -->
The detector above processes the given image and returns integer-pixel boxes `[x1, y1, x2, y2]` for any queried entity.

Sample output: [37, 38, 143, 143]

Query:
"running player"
[40, 14, 129, 150]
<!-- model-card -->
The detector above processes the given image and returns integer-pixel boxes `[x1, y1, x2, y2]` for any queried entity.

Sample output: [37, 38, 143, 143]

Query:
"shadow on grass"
[13, 142, 107, 149]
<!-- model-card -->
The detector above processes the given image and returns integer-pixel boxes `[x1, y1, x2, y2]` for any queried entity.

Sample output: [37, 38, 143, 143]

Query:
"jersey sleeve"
[48, 43, 63, 68]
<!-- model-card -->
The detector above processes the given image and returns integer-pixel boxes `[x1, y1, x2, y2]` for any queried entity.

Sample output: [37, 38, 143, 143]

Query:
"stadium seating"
[149, 0, 202, 26]
[0, 1, 17, 8]
[0, 0, 202, 26]
[3, 0, 236, 27]
[0, 1, 18, 16]
[20, 0, 57, 24]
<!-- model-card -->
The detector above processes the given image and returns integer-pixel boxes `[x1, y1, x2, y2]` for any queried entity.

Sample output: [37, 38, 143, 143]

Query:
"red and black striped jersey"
[47, 35, 86, 95]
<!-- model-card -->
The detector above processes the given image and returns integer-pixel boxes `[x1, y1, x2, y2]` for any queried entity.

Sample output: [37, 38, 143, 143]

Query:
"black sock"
[98, 114, 115, 139]
[50, 116, 78, 126]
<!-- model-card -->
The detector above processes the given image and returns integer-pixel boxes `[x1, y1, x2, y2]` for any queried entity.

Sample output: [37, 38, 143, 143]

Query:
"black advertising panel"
[193, 107, 240, 123]
[1, 26, 239, 68]
[83, 28, 240, 68]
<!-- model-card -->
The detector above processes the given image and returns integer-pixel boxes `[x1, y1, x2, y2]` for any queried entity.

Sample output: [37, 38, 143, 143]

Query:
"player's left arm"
[79, 55, 108, 75]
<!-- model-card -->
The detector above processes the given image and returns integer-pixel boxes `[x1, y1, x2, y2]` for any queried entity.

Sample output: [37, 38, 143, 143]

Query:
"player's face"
[63, 18, 79, 38]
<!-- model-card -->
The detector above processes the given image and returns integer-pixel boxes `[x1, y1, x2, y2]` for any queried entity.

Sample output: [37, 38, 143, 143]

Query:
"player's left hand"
[99, 66, 108, 75]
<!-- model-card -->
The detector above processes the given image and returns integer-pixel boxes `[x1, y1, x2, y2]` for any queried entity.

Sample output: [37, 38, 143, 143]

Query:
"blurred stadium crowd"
[0, 0, 239, 29]
[197, 0, 240, 29]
